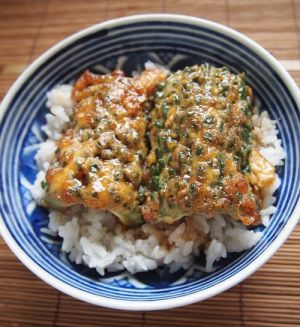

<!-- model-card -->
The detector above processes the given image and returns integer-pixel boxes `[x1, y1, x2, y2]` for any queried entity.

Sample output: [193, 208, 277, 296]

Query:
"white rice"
[31, 76, 285, 275]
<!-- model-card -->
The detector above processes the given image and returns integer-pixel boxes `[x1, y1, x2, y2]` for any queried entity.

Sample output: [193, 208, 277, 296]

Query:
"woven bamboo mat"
[1, 1, 300, 326]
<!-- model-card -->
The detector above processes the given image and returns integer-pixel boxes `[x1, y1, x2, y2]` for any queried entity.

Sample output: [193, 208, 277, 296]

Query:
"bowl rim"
[0, 13, 300, 311]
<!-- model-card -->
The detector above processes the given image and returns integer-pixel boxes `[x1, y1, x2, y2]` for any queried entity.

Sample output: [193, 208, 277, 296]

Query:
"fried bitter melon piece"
[142, 64, 261, 226]
[45, 68, 166, 225]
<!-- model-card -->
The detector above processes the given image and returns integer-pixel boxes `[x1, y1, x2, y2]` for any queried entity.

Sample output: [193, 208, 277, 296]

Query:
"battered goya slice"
[45, 68, 165, 225]
[142, 64, 261, 226]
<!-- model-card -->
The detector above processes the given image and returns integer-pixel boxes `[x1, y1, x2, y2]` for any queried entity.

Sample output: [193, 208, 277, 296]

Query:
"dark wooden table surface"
[1, 1, 300, 326]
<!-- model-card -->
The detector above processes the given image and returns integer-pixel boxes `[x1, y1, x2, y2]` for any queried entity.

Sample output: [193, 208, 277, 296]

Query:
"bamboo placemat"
[1, 1, 300, 326]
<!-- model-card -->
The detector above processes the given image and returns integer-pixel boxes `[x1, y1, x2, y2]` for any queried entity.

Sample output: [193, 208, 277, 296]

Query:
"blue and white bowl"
[0, 14, 299, 310]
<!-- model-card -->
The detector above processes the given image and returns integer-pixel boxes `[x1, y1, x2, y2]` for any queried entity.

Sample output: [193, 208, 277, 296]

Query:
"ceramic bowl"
[0, 14, 299, 310]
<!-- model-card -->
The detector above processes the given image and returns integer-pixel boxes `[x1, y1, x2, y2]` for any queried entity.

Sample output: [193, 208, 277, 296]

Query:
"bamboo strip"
[0, 280, 55, 291]
[244, 298, 300, 312]
[243, 315, 299, 324]
[57, 323, 142, 327]
[0, 285, 55, 294]
[244, 323, 299, 327]
[57, 310, 143, 320]
[247, 275, 300, 282]
[243, 284, 300, 292]
[244, 312, 300, 320]
[1, 299, 57, 309]
[0, 64, 26, 74]
[244, 297, 300, 305]
[242, 303, 300, 311]
[244, 282, 300, 288]
[247, 273, 300, 279]
[1, 297, 58, 307]
[144, 319, 241, 327]
[244, 304, 300, 311]
[0, 312, 56, 321]
[0, 303, 57, 313]
[243, 294, 300, 301]
[57, 316, 143, 323]
[143, 313, 241, 321]
[0, 316, 54, 326]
